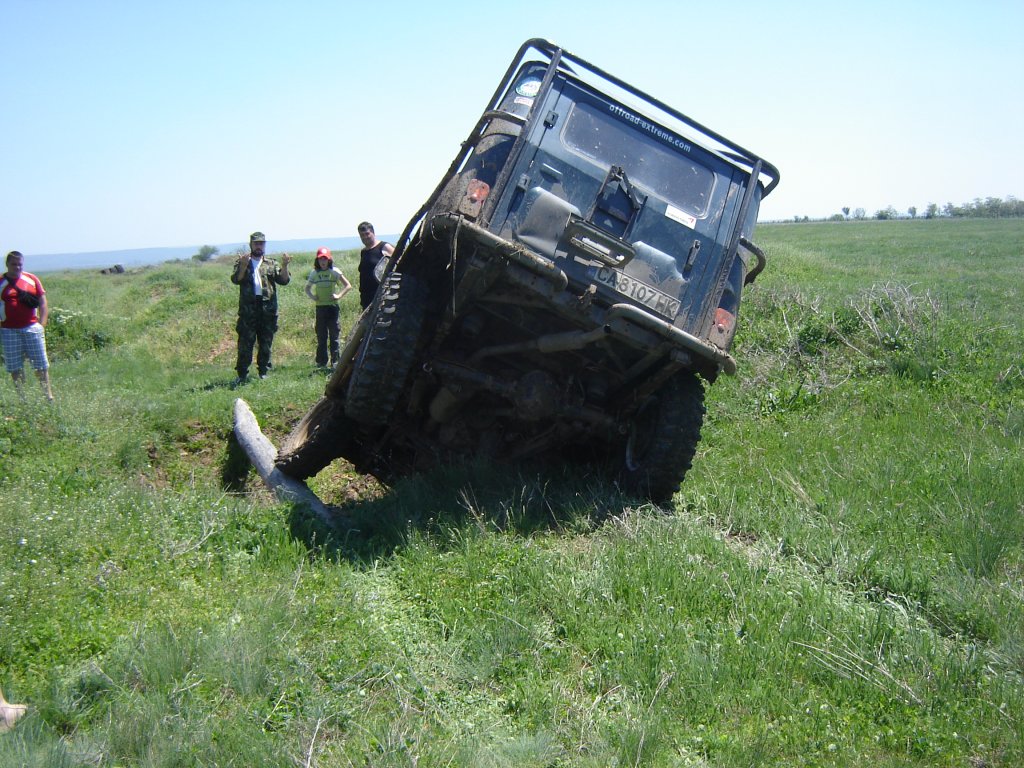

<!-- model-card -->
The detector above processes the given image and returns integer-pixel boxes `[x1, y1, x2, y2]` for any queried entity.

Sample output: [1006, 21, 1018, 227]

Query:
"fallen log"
[232, 398, 334, 526]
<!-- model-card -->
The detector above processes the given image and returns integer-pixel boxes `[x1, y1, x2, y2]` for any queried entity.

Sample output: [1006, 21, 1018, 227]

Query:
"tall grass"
[0, 221, 1021, 765]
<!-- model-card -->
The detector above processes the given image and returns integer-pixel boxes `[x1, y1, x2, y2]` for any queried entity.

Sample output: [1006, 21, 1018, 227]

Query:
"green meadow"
[1, 218, 1021, 766]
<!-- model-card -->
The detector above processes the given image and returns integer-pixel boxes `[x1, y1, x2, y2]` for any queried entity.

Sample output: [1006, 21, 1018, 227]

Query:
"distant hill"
[27, 235, 399, 274]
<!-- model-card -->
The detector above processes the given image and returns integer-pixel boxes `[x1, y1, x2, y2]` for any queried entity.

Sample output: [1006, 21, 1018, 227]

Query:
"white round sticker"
[516, 77, 542, 98]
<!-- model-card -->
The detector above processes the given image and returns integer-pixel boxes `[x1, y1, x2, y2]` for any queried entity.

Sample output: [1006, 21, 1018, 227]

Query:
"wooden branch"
[232, 398, 334, 526]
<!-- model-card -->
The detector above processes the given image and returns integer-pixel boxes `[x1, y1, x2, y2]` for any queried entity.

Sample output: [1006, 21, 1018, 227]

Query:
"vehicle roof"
[493, 38, 780, 196]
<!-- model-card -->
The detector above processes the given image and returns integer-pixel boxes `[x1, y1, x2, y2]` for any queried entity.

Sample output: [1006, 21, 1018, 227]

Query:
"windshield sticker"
[665, 205, 697, 229]
[516, 77, 542, 98]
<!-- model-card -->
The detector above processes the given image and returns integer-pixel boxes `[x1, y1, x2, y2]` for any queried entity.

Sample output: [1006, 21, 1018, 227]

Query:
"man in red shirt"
[1, 251, 53, 400]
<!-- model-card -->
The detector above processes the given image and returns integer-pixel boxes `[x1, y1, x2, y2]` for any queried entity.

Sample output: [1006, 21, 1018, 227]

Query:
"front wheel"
[344, 272, 429, 425]
[622, 372, 705, 503]
[276, 397, 357, 480]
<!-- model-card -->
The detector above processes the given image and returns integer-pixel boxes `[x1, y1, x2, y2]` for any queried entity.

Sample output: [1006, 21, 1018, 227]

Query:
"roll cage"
[387, 38, 780, 276]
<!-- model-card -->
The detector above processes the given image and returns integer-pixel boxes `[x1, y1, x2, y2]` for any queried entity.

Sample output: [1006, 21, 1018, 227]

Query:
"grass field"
[1, 218, 1021, 766]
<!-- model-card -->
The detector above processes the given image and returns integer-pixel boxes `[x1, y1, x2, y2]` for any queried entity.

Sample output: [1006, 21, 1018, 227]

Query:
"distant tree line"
[931, 196, 1024, 219]
[798, 196, 1023, 224]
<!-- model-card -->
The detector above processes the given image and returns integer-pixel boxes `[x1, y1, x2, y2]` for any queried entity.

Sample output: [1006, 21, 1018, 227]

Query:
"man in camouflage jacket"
[231, 231, 291, 384]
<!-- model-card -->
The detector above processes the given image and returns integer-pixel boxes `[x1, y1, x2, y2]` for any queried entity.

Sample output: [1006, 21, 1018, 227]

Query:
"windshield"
[561, 100, 716, 218]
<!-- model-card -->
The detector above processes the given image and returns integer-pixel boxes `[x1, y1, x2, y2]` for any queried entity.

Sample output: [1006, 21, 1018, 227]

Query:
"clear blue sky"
[2, 0, 1021, 255]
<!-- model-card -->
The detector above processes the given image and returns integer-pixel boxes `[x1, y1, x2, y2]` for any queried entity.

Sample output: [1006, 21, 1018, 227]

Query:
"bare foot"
[0, 692, 27, 732]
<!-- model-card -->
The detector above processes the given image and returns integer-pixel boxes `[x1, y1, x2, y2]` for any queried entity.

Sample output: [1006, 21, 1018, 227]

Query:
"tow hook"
[577, 284, 597, 311]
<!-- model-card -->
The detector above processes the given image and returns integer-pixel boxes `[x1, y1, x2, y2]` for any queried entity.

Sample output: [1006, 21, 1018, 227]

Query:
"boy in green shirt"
[304, 247, 352, 368]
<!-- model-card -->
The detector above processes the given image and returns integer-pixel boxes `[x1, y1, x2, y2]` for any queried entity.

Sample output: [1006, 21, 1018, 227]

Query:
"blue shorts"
[2, 324, 50, 373]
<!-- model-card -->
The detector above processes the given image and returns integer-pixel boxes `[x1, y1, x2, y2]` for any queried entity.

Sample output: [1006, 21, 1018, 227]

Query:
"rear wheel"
[622, 372, 705, 503]
[345, 272, 429, 425]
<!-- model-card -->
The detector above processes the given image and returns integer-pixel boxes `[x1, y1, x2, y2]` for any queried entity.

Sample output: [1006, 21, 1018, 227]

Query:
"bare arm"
[334, 270, 353, 301]
[38, 293, 48, 326]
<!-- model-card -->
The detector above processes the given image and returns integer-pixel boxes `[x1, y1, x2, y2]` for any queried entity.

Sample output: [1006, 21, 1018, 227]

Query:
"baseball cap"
[316, 247, 331, 259]
[250, 231, 266, 243]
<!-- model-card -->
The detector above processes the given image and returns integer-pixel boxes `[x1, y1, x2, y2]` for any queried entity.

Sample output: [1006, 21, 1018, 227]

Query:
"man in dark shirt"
[356, 221, 394, 309]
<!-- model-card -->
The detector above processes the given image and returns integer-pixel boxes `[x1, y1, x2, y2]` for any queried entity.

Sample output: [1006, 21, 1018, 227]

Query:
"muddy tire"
[275, 397, 355, 480]
[344, 272, 428, 425]
[622, 372, 705, 503]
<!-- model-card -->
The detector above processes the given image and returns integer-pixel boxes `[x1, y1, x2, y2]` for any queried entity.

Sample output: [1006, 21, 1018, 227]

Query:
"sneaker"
[231, 375, 248, 389]
[258, 372, 268, 380]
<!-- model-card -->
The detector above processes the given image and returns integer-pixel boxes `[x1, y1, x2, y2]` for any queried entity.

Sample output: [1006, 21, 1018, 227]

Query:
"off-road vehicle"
[277, 38, 780, 501]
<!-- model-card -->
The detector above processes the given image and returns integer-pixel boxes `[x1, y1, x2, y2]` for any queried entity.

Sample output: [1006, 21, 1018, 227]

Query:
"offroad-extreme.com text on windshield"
[607, 104, 692, 153]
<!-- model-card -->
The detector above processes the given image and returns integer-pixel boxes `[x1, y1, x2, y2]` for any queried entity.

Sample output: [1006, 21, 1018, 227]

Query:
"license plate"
[594, 267, 681, 319]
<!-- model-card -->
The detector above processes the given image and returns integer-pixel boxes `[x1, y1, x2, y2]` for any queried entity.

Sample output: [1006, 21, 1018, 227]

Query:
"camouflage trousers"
[235, 300, 279, 377]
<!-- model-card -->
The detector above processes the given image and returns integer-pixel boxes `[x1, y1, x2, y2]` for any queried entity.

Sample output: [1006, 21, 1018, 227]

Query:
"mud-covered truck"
[276, 38, 780, 502]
